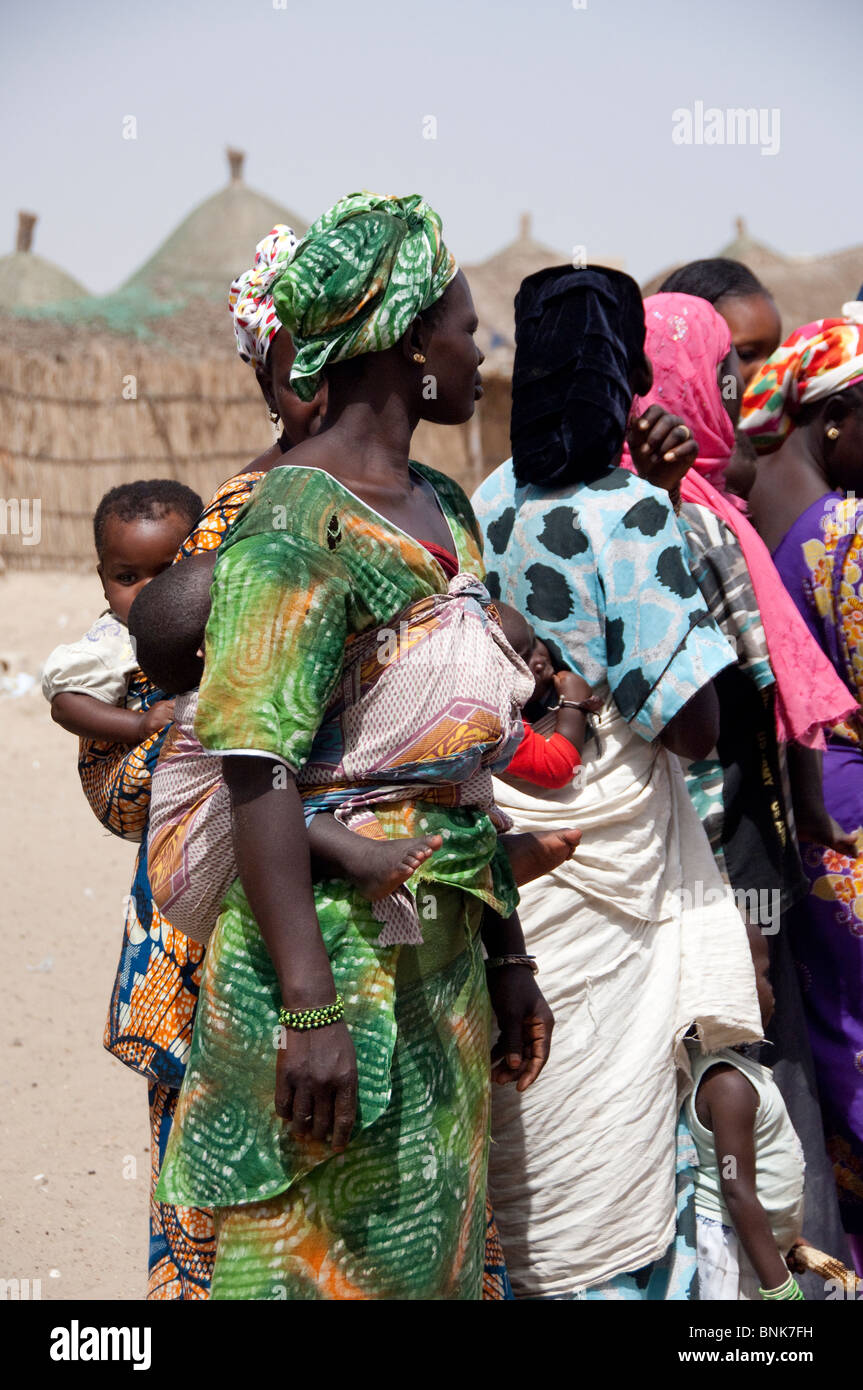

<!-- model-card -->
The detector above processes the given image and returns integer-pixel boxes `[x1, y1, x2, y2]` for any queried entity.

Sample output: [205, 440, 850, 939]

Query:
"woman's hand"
[796, 808, 861, 859]
[627, 404, 698, 493]
[788, 746, 862, 858]
[275, 1020, 358, 1152]
[487, 966, 554, 1092]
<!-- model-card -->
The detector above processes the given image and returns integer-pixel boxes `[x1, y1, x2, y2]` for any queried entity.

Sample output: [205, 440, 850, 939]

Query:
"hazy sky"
[4, 0, 861, 295]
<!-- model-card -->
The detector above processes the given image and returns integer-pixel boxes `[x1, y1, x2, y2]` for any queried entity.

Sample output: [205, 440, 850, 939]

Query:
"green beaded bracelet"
[278, 993, 345, 1031]
[759, 1273, 804, 1300]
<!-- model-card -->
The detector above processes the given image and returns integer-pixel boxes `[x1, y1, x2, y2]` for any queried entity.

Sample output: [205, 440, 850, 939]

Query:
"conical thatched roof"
[463, 215, 562, 368]
[643, 218, 863, 331]
[715, 216, 790, 278]
[0, 212, 87, 308]
[464, 215, 623, 373]
[757, 245, 863, 331]
[122, 149, 307, 302]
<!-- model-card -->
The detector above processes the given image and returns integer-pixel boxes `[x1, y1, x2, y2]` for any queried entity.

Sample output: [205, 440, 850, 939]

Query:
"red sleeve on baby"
[506, 724, 581, 789]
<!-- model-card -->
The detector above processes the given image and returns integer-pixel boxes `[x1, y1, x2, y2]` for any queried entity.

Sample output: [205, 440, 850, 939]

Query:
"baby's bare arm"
[552, 671, 602, 752]
[51, 691, 174, 744]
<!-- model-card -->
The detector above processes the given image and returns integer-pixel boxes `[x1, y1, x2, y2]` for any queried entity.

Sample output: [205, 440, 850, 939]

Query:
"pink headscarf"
[637, 293, 738, 495]
[623, 293, 856, 747]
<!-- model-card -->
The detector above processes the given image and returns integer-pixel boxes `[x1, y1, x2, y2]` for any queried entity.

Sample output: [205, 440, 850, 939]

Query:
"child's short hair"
[93, 480, 203, 558]
[128, 554, 216, 695]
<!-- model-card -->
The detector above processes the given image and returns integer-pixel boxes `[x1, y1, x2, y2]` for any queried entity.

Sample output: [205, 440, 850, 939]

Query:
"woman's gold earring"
[826, 426, 840, 441]
[269, 408, 280, 423]
[412, 352, 426, 364]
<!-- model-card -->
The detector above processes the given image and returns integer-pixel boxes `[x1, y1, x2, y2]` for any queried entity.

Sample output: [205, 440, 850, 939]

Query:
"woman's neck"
[749, 431, 834, 552]
[294, 368, 421, 499]
[322, 402, 415, 488]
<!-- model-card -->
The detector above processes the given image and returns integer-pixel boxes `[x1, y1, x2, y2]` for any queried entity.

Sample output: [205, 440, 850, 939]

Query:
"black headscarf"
[510, 265, 646, 488]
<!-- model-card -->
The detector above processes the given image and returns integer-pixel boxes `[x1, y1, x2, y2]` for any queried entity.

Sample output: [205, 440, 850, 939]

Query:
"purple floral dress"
[773, 491, 863, 1237]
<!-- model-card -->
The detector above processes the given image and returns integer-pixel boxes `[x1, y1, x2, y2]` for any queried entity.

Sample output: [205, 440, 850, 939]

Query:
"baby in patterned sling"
[129, 551, 589, 953]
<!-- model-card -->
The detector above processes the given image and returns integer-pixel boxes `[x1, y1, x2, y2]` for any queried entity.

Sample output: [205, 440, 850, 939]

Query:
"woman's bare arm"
[660, 682, 720, 761]
[224, 756, 358, 1151]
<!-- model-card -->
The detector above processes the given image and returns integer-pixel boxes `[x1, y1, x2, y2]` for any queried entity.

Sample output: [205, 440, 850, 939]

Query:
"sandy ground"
[1, 570, 150, 1301]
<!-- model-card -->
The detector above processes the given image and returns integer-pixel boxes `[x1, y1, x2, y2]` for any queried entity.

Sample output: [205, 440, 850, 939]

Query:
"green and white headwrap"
[272, 191, 458, 401]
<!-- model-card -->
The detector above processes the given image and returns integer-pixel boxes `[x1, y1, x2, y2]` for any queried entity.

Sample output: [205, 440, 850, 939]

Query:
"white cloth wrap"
[487, 686, 763, 1297]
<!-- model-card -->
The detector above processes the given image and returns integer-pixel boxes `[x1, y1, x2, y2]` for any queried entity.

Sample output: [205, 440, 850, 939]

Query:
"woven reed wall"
[0, 341, 505, 570]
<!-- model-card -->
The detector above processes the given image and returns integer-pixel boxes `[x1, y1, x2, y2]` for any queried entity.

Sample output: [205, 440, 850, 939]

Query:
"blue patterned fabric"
[147, 1083, 214, 1299]
[472, 460, 735, 739]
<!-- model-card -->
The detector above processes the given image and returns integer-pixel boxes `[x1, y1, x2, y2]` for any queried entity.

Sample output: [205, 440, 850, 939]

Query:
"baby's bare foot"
[353, 834, 444, 901]
[502, 828, 582, 886]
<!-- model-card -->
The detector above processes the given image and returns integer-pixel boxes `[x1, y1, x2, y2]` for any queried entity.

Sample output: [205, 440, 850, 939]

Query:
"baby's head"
[496, 602, 533, 661]
[495, 603, 557, 702]
[527, 637, 557, 702]
[128, 553, 217, 696]
[94, 480, 203, 624]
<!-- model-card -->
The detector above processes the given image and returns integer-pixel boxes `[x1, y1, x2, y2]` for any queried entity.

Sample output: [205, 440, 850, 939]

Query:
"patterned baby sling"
[148, 573, 532, 945]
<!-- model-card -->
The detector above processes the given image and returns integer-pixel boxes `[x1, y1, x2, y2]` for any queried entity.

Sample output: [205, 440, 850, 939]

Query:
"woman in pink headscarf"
[626, 292, 858, 1290]
[630, 294, 855, 747]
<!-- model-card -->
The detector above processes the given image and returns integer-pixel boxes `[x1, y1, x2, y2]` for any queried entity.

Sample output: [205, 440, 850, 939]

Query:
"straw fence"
[0, 339, 500, 571]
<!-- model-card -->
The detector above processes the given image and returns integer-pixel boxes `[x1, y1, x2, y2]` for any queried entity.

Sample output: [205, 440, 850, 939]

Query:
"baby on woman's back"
[130, 556, 589, 946]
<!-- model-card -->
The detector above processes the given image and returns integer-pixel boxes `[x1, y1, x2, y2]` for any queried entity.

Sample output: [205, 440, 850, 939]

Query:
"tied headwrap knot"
[228, 224, 299, 369]
[404, 207, 424, 232]
[271, 191, 458, 401]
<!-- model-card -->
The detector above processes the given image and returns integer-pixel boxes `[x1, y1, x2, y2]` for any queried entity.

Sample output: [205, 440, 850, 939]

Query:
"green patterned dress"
[156, 463, 517, 1300]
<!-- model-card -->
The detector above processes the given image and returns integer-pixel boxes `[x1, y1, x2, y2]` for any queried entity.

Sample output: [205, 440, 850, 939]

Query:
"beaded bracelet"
[278, 994, 345, 1031]
[485, 954, 539, 975]
[759, 1273, 804, 1301]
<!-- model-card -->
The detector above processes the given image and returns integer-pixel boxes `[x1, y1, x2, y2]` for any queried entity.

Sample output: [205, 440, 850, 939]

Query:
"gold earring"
[826, 425, 840, 441]
[269, 408, 279, 423]
[412, 352, 426, 364]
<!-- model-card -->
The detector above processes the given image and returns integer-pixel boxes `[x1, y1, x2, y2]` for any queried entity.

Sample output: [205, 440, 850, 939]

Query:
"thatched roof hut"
[0, 151, 307, 569]
[122, 150, 307, 303]
[455, 215, 566, 481]
[644, 217, 863, 331]
[0, 302, 479, 570]
[0, 212, 88, 309]
[1, 200, 612, 569]
[460, 215, 625, 477]
[464, 215, 564, 367]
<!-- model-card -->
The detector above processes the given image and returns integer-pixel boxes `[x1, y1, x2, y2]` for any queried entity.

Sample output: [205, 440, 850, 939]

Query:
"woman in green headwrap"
[156, 192, 553, 1300]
